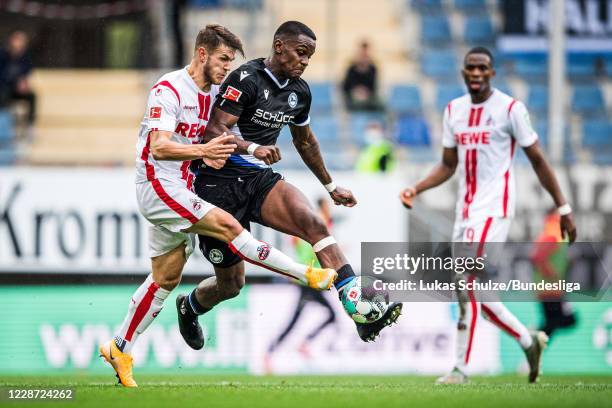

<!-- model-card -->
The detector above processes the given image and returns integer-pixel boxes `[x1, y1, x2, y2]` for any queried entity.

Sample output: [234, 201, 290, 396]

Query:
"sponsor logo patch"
[150, 106, 162, 119]
[257, 244, 270, 260]
[223, 86, 243, 102]
[209, 249, 224, 264]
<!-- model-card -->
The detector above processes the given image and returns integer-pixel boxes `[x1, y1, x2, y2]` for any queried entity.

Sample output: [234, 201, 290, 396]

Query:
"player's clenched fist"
[253, 145, 282, 165]
[330, 186, 357, 207]
[399, 187, 417, 209]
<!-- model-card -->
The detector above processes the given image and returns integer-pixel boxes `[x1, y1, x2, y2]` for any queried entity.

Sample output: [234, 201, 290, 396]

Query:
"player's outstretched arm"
[400, 147, 458, 209]
[150, 130, 236, 163]
[523, 141, 577, 243]
[289, 124, 357, 207]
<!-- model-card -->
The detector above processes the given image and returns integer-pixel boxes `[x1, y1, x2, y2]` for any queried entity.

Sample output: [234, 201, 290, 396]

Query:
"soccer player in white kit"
[99, 25, 336, 387]
[400, 47, 577, 384]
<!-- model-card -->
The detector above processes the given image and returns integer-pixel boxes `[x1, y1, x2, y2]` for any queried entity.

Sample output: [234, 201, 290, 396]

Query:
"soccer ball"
[341, 276, 389, 324]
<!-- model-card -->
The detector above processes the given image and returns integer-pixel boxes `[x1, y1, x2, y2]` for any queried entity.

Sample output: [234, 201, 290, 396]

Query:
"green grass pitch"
[1, 374, 610, 407]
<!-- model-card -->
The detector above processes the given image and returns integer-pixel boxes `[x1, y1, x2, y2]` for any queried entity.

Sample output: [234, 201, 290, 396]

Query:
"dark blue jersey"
[200, 58, 311, 178]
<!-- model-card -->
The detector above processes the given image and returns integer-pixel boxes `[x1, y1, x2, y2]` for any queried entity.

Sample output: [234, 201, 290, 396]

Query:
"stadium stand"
[0, 109, 16, 165]
[388, 85, 423, 115]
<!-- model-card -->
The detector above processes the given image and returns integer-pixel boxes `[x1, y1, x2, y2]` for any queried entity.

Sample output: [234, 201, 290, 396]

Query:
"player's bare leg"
[102, 243, 186, 387]
[259, 180, 402, 342]
[176, 208, 336, 350]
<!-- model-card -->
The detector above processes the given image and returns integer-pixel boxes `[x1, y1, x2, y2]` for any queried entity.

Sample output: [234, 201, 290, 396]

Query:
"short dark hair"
[465, 46, 494, 66]
[274, 21, 316, 41]
[195, 24, 244, 57]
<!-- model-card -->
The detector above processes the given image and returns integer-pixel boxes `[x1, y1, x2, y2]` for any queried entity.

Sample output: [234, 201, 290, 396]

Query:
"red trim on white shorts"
[140, 132, 199, 224]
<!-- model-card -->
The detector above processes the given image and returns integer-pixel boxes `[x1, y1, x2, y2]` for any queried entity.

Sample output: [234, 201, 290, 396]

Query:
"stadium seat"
[0, 109, 16, 144]
[582, 120, 612, 164]
[309, 114, 339, 143]
[493, 79, 511, 96]
[604, 56, 612, 77]
[513, 57, 548, 82]
[188, 0, 221, 7]
[394, 116, 431, 147]
[308, 82, 334, 112]
[435, 84, 465, 111]
[571, 85, 606, 117]
[388, 85, 422, 115]
[421, 15, 452, 45]
[463, 16, 495, 45]
[567, 55, 597, 82]
[527, 86, 548, 116]
[223, 0, 262, 8]
[410, 0, 443, 14]
[454, 0, 487, 12]
[422, 49, 458, 81]
[349, 112, 386, 146]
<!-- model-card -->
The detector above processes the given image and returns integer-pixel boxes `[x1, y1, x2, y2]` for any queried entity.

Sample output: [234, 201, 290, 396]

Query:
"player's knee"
[215, 213, 244, 242]
[155, 274, 181, 291]
[302, 214, 329, 242]
[219, 280, 243, 299]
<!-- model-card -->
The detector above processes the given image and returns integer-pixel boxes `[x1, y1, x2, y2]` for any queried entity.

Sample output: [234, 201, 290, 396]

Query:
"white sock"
[482, 302, 533, 349]
[229, 230, 309, 282]
[455, 294, 480, 372]
[114, 274, 170, 353]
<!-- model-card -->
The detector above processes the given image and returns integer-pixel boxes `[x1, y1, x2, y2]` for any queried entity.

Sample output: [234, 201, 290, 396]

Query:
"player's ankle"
[334, 264, 355, 292]
[187, 289, 212, 316]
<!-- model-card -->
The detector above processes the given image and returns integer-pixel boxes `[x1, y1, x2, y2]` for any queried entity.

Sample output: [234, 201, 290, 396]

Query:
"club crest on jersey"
[150, 106, 162, 119]
[209, 249, 224, 264]
[257, 243, 270, 260]
[288, 92, 298, 108]
[190, 198, 202, 211]
[223, 86, 242, 102]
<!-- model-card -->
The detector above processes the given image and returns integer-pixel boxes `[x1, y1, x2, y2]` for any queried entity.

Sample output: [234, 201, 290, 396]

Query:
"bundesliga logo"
[257, 244, 270, 260]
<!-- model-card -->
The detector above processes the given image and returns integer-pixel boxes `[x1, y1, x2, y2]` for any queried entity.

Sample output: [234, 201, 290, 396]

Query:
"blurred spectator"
[342, 41, 383, 111]
[170, 0, 186, 67]
[0, 31, 36, 139]
[530, 208, 577, 339]
[356, 121, 395, 173]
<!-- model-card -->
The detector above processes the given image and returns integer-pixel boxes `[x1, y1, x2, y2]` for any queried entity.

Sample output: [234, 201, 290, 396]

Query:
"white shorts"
[451, 217, 512, 264]
[136, 178, 216, 258]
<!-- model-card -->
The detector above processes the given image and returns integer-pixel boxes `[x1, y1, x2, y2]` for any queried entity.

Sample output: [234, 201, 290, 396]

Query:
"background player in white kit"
[99, 25, 336, 388]
[399, 47, 577, 384]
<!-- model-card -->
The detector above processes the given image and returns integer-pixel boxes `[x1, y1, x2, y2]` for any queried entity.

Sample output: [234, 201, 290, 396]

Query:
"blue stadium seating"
[493, 79, 511, 96]
[571, 85, 606, 117]
[349, 112, 386, 146]
[582, 120, 612, 164]
[0, 109, 16, 165]
[421, 15, 452, 45]
[223, 0, 262, 8]
[188, 0, 221, 7]
[435, 84, 465, 111]
[454, 0, 487, 11]
[308, 82, 334, 112]
[410, 0, 443, 13]
[567, 55, 597, 82]
[513, 56, 548, 81]
[463, 16, 495, 45]
[395, 116, 431, 147]
[422, 49, 458, 81]
[309, 114, 338, 143]
[604, 57, 612, 77]
[389, 85, 422, 115]
[527, 86, 548, 116]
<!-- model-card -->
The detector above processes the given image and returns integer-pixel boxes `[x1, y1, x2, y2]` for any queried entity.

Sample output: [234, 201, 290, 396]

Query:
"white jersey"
[442, 88, 538, 220]
[135, 67, 218, 188]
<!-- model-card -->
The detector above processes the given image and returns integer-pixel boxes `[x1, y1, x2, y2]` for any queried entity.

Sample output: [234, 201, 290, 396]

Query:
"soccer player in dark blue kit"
[176, 21, 402, 347]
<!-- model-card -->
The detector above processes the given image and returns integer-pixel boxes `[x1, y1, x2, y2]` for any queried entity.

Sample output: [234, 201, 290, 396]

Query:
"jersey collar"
[263, 67, 290, 89]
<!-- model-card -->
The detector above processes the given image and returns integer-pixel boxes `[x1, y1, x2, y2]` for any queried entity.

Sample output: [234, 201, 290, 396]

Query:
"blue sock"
[334, 264, 355, 292]
[187, 289, 211, 316]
